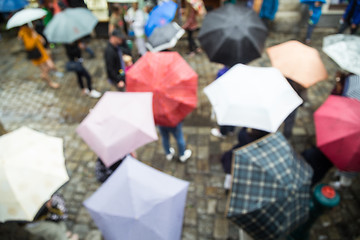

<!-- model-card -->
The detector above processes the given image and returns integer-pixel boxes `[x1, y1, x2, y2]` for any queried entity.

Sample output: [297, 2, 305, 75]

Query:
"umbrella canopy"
[300, 0, 326, 3]
[314, 95, 360, 171]
[146, 22, 185, 52]
[144, 0, 177, 37]
[267, 40, 328, 88]
[226, 132, 313, 240]
[126, 52, 198, 127]
[84, 156, 189, 240]
[203, 63, 303, 132]
[343, 75, 360, 100]
[44, 7, 98, 43]
[323, 34, 360, 76]
[107, 0, 136, 2]
[76, 92, 158, 168]
[198, 4, 267, 66]
[0, 0, 28, 12]
[6, 8, 46, 29]
[0, 127, 69, 221]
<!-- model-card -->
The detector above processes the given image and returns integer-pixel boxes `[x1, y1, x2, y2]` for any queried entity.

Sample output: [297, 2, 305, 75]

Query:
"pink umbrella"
[314, 95, 360, 171]
[76, 92, 158, 167]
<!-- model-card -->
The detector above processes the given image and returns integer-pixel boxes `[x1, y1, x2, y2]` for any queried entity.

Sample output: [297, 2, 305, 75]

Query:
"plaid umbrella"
[343, 75, 360, 101]
[226, 132, 313, 240]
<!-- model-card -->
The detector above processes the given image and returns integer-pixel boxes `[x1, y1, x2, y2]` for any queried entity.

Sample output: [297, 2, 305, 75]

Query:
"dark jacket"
[104, 42, 130, 85]
[65, 42, 81, 61]
[343, 0, 360, 24]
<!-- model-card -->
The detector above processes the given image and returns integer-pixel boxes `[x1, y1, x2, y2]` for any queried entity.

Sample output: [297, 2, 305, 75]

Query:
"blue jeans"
[158, 122, 186, 156]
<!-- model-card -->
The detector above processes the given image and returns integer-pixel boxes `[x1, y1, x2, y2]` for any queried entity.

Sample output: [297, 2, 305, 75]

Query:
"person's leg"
[171, 123, 186, 156]
[283, 108, 298, 139]
[75, 71, 85, 90]
[79, 66, 92, 91]
[187, 30, 196, 53]
[350, 24, 359, 34]
[305, 23, 315, 43]
[158, 126, 171, 154]
[39, 63, 59, 88]
[135, 37, 147, 56]
[338, 20, 350, 33]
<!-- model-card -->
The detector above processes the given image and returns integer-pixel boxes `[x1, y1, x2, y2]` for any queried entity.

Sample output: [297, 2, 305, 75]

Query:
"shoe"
[329, 181, 341, 190]
[82, 88, 90, 95]
[179, 149, 191, 162]
[88, 89, 102, 98]
[305, 39, 311, 45]
[211, 128, 225, 138]
[166, 147, 175, 161]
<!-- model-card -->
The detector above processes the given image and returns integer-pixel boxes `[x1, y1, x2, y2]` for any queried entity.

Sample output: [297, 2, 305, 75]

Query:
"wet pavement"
[1, 26, 360, 240]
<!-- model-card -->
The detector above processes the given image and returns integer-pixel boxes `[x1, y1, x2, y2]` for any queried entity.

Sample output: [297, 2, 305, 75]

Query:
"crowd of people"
[1, 0, 359, 239]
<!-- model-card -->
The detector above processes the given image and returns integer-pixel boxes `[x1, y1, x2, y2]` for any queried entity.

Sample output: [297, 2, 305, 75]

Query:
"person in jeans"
[158, 122, 192, 162]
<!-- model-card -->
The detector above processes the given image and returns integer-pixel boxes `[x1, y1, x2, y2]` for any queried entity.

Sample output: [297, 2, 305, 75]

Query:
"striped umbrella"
[226, 132, 313, 240]
[343, 75, 360, 101]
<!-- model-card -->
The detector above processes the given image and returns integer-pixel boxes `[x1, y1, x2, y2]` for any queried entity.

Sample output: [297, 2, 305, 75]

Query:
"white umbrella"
[146, 22, 185, 52]
[6, 8, 47, 29]
[44, 7, 98, 43]
[323, 34, 360, 76]
[84, 156, 189, 240]
[0, 127, 69, 221]
[203, 64, 303, 132]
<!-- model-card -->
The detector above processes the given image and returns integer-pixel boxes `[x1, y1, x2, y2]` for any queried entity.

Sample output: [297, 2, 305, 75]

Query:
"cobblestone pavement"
[1, 27, 360, 240]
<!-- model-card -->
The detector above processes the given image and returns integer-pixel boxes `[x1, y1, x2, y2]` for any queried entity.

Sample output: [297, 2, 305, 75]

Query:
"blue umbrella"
[0, 0, 28, 12]
[300, 0, 326, 3]
[145, 0, 177, 37]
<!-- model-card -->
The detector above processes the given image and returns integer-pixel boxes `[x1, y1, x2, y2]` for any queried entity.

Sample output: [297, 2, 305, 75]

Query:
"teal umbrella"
[44, 7, 98, 43]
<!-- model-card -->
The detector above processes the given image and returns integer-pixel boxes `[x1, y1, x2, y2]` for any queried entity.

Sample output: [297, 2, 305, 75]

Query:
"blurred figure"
[64, 40, 101, 98]
[18, 24, 60, 89]
[258, 0, 279, 29]
[210, 65, 236, 138]
[95, 152, 136, 183]
[123, 54, 133, 72]
[108, 4, 126, 36]
[158, 122, 192, 162]
[104, 29, 131, 90]
[125, 2, 147, 56]
[338, 0, 360, 34]
[182, 1, 201, 57]
[221, 128, 269, 192]
[304, 1, 324, 45]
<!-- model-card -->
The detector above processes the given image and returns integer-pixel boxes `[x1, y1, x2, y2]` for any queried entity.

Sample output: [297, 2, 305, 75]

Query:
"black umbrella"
[198, 4, 267, 66]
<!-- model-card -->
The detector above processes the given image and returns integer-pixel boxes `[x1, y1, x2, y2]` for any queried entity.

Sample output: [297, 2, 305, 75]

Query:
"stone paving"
[1, 26, 360, 240]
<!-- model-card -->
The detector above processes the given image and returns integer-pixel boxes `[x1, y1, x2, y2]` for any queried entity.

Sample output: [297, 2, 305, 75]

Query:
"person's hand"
[117, 81, 125, 88]
[351, 23, 357, 29]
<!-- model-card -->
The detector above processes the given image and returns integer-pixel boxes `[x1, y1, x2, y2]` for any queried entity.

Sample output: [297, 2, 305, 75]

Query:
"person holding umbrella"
[104, 29, 131, 90]
[17, 24, 60, 89]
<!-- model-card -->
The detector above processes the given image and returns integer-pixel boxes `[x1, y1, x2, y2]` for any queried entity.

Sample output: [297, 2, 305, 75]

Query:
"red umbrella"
[126, 52, 198, 127]
[314, 95, 360, 171]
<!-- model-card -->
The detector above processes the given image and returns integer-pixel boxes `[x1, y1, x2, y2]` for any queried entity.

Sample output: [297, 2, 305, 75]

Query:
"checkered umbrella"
[226, 132, 313, 240]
